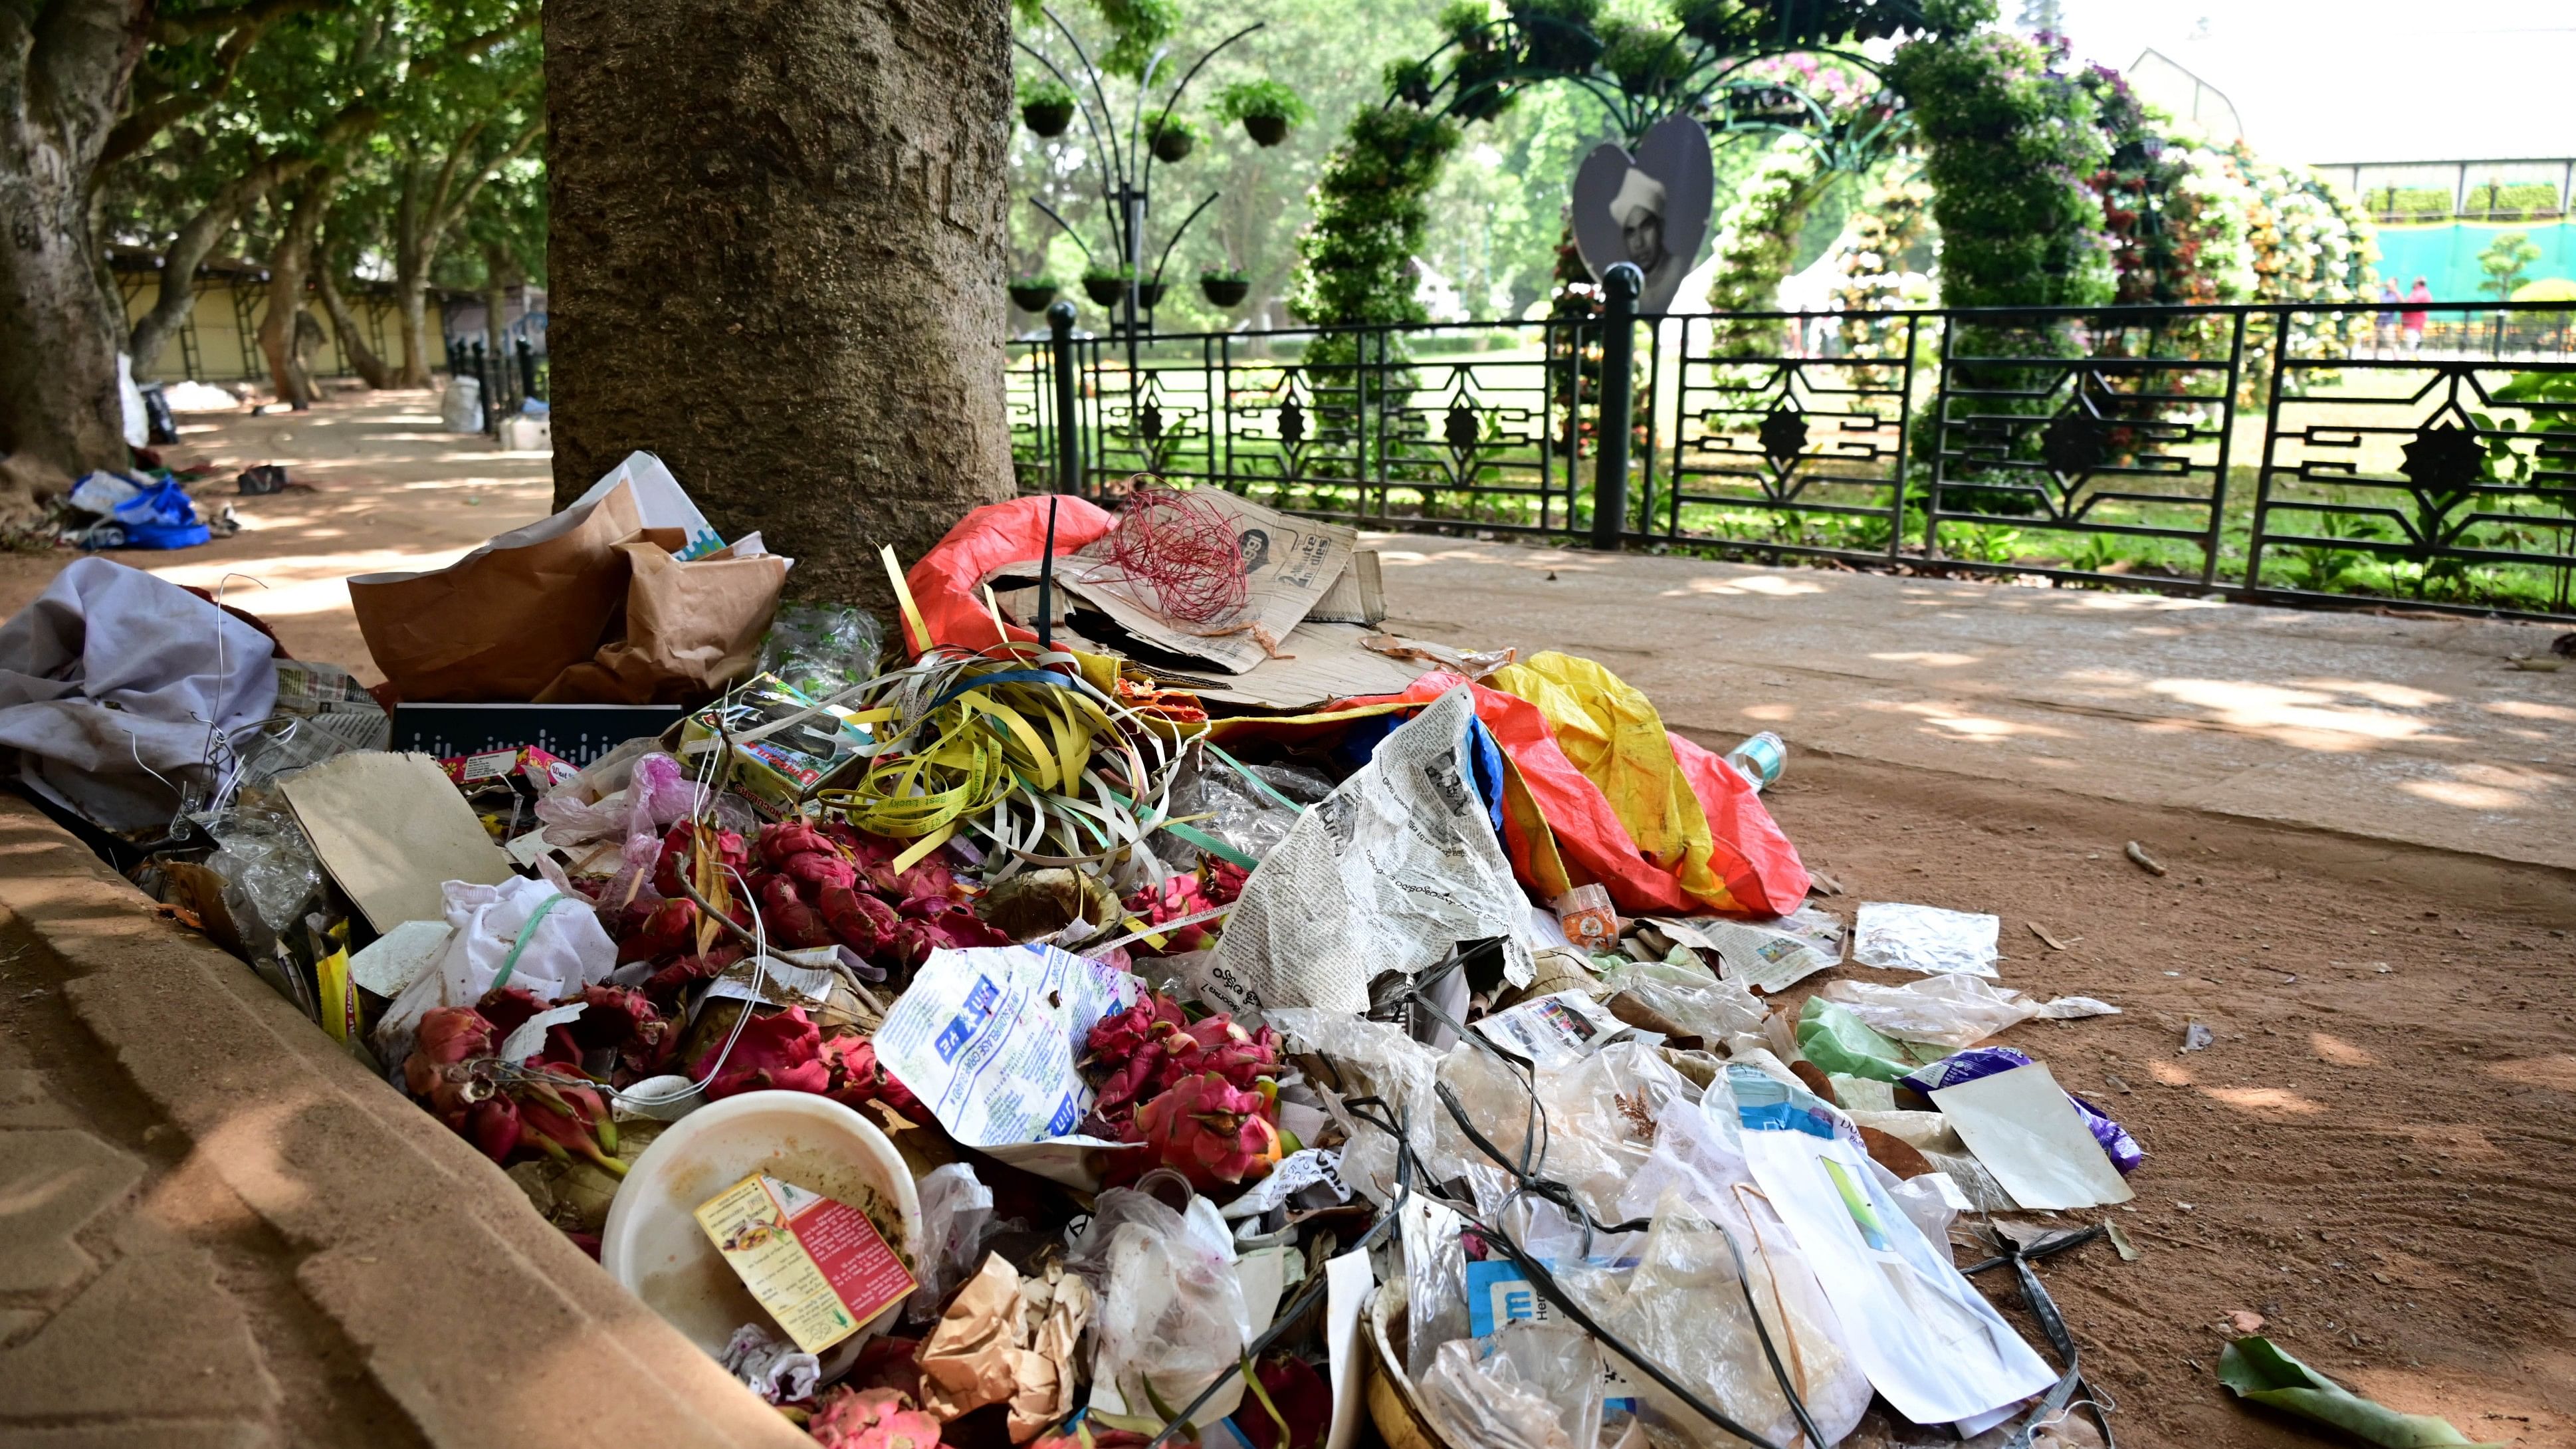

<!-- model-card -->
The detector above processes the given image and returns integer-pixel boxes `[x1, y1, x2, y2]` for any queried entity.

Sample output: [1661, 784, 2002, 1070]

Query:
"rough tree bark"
[314, 253, 393, 390]
[127, 153, 313, 376]
[0, 0, 148, 480]
[255, 169, 332, 408]
[545, 0, 1018, 608]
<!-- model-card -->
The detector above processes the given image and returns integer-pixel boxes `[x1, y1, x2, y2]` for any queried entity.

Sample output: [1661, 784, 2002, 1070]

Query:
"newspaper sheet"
[1191, 687, 1534, 1016]
[1052, 489, 1356, 674]
[1649, 907, 1844, 994]
[871, 945, 1138, 1186]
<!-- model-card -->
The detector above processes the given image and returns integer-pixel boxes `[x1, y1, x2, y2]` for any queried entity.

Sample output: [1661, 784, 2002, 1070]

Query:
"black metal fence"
[1007, 298, 2576, 621]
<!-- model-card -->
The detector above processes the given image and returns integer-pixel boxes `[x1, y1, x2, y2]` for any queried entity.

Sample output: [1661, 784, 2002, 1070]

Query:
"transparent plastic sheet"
[225, 716, 368, 798]
[756, 601, 884, 703]
[1555, 1191, 1836, 1449]
[1851, 901, 2002, 977]
[1592, 950, 1769, 1045]
[905, 1163, 998, 1324]
[1402, 1192, 1471, 1382]
[1418, 1338, 1576, 1449]
[1484, 1319, 1606, 1449]
[1819, 974, 2119, 1049]
[199, 800, 324, 950]
[1152, 752, 1331, 868]
[1063, 1188, 1251, 1423]
[1267, 1007, 1446, 1206]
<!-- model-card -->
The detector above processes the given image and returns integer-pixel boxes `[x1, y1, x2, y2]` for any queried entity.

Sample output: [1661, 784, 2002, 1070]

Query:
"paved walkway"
[6, 390, 2566, 871]
[1371, 538, 2575, 871]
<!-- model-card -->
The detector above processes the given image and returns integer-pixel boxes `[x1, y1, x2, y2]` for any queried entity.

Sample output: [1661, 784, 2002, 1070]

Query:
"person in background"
[2375, 280, 2402, 357]
[2402, 276, 2434, 355]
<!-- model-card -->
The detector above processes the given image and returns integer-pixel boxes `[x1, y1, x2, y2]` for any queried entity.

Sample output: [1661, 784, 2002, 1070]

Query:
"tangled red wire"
[1105, 484, 1249, 624]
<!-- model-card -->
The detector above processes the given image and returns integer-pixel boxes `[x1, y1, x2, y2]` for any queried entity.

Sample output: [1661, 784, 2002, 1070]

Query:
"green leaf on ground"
[2216, 1336, 2503, 1448]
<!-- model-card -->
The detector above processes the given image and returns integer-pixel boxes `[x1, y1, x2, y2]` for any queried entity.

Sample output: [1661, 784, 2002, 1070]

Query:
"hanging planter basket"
[1200, 277, 1250, 307]
[1150, 130, 1197, 164]
[1081, 275, 1129, 307]
[1135, 280, 1168, 309]
[1008, 282, 1059, 312]
[1241, 114, 1291, 148]
[1021, 101, 1075, 137]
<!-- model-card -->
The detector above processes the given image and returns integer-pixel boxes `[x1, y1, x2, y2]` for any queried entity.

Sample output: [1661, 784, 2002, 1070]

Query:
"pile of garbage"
[0, 457, 2187, 1449]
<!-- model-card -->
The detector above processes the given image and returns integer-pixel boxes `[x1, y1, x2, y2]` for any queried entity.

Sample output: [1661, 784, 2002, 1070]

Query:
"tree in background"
[2480, 232, 2542, 302]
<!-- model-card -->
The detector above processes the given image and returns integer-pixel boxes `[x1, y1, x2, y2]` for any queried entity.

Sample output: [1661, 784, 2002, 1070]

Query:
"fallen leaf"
[2030, 921, 2070, 950]
[2226, 1309, 2268, 1335]
[1808, 869, 1846, 897]
[2125, 841, 2169, 876]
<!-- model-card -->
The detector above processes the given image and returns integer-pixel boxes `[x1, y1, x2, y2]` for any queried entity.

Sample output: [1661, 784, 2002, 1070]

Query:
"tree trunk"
[314, 267, 393, 390]
[255, 171, 332, 409]
[545, 0, 1017, 609]
[0, 0, 148, 480]
[130, 155, 313, 378]
[481, 241, 514, 414]
[390, 160, 439, 387]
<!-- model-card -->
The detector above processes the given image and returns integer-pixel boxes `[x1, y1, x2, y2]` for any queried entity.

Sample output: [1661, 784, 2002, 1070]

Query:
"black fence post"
[516, 337, 539, 401]
[1047, 300, 1081, 495]
[1590, 262, 1641, 551]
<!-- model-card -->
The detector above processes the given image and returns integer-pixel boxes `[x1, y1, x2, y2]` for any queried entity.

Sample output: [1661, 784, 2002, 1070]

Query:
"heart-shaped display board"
[1570, 114, 1714, 316]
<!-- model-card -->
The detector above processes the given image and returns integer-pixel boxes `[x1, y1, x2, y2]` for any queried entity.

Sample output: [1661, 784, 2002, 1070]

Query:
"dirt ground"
[1755, 750, 2576, 1449]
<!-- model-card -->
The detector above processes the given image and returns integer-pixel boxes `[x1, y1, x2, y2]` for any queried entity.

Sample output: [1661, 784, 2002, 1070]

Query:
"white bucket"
[599, 1090, 922, 1375]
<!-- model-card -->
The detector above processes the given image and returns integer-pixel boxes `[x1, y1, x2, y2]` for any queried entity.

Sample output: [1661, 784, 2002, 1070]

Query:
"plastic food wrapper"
[199, 801, 325, 952]
[375, 876, 619, 1057]
[1592, 948, 1768, 1046]
[1726, 1065, 2058, 1426]
[1266, 1008, 1442, 1206]
[867, 945, 1138, 1188]
[1419, 1337, 1576, 1449]
[1899, 1048, 2146, 1176]
[1067, 1188, 1251, 1428]
[1198, 687, 1533, 1016]
[680, 673, 875, 814]
[758, 600, 884, 704]
[1553, 883, 1618, 952]
[905, 1164, 998, 1323]
[1852, 901, 2001, 976]
[1819, 974, 2118, 1048]
[916, 1252, 1093, 1440]
[1154, 752, 1330, 867]
[1471, 989, 1630, 1067]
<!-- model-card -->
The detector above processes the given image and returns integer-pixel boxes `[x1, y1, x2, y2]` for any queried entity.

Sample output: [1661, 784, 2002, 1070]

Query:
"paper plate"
[599, 1089, 922, 1372]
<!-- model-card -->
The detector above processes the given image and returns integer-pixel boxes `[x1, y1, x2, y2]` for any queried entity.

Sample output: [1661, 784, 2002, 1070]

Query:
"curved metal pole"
[1150, 191, 1220, 286]
[1026, 198, 1096, 264]
[1037, 7, 1129, 257]
[1137, 21, 1265, 232]
[1016, 29, 1121, 259]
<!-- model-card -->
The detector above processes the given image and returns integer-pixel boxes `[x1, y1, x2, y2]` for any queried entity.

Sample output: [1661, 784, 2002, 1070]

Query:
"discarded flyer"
[1196, 687, 1534, 1016]
[1727, 1065, 2058, 1426]
[868, 945, 1138, 1187]
[694, 1172, 916, 1355]
[1472, 989, 1629, 1067]
[1852, 901, 2001, 977]
[1650, 909, 1844, 993]
[1927, 1061, 2134, 1210]
[1218, 1147, 1354, 1220]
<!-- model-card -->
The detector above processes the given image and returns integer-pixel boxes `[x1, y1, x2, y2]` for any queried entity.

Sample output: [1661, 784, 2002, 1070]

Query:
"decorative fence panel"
[1008, 300, 2576, 621]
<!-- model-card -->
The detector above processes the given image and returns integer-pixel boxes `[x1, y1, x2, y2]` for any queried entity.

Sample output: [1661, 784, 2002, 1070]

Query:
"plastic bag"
[1851, 901, 2000, 976]
[758, 601, 884, 703]
[1593, 948, 1768, 1045]
[1820, 974, 2118, 1048]
[201, 800, 324, 950]
[1483, 1319, 1605, 1449]
[535, 750, 715, 895]
[1899, 1048, 2147, 1175]
[1795, 996, 1936, 1083]
[905, 1163, 998, 1323]
[1418, 1338, 1574, 1449]
[1266, 1007, 1444, 1206]
[376, 877, 618, 1054]
[109, 479, 209, 550]
[1065, 1188, 1251, 1424]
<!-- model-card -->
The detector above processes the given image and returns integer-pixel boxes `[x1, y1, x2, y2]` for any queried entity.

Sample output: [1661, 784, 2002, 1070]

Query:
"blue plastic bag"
[1901, 1046, 2147, 1175]
[108, 479, 209, 550]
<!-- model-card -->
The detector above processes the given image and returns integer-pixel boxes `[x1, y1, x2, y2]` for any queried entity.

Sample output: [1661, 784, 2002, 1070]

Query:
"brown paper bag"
[349, 482, 643, 701]
[534, 536, 787, 705]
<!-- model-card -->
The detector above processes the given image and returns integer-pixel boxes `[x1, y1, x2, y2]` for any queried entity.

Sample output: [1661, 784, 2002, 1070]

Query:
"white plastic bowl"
[599, 1090, 923, 1373]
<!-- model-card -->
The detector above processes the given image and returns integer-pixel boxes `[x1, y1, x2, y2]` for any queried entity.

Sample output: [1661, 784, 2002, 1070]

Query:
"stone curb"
[0, 797, 809, 1449]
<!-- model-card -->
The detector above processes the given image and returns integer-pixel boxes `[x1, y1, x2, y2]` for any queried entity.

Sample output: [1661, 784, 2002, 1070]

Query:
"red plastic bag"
[897, 495, 1116, 656]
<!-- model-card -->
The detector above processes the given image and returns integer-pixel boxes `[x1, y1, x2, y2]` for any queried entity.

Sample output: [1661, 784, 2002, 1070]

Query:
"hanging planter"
[1216, 79, 1311, 150]
[1147, 112, 1202, 164]
[1081, 269, 1131, 307]
[1200, 269, 1251, 307]
[1008, 277, 1059, 312]
[1018, 78, 1077, 138]
[1135, 280, 1168, 309]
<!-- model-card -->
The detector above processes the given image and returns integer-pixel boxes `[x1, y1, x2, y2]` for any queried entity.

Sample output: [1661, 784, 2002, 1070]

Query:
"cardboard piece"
[1045, 490, 1358, 675]
[279, 752, 514, 931]
[1134, 621, 1439, 711]
[1929, 1061, 2135, 1210]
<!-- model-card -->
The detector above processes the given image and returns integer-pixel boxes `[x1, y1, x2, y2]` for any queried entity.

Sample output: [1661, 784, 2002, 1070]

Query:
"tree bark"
[0, 0, 149, 478]
[128, 154, 315, 377]
[255, 171, 332, 408]
[544, 0, 1017, 609]
[314, 263, 393, 390]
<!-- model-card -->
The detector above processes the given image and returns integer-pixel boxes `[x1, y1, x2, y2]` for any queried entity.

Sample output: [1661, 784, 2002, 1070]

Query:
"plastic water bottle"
[1723, 731, 1785, 792]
